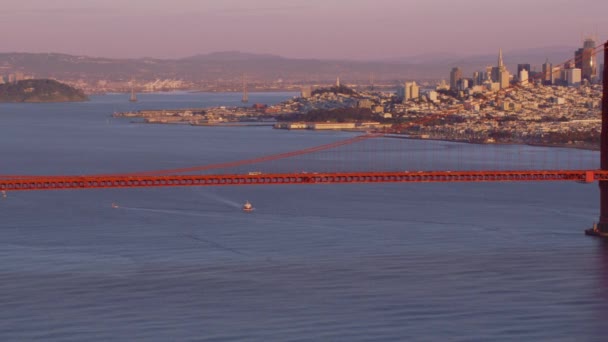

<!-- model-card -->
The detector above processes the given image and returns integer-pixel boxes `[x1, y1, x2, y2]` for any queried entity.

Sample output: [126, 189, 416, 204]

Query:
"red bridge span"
[1, 170, 607, 192]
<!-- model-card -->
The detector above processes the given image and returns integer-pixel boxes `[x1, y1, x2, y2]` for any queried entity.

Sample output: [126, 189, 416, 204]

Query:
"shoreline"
[126, 116, 600, 152]
[381, 133, 599, 151]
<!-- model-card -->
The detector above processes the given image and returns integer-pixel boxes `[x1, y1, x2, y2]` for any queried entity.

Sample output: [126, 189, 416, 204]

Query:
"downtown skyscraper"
[575, 38, 597, 81]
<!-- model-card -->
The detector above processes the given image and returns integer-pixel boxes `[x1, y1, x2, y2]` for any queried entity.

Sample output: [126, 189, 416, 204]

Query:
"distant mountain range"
[0, 47, 602, 84]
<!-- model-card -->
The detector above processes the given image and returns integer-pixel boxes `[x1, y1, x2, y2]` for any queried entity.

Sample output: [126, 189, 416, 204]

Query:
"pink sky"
[1, 0, 606, 59]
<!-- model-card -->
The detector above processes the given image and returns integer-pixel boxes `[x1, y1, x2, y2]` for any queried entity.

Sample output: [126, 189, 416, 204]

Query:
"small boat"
[111, 203, 119, 209]
[1, 190, 6, 198]
[242, 200, 254, 212]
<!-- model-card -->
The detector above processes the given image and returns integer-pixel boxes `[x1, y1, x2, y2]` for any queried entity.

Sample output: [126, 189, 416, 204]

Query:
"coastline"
[381, 133, 599, 151]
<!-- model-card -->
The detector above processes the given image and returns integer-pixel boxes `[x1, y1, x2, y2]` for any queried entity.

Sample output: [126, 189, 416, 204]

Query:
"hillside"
[0, 79, 88, 103]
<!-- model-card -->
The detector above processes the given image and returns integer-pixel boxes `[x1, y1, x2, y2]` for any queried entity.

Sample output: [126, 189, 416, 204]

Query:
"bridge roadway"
[1, 170, 607, 192]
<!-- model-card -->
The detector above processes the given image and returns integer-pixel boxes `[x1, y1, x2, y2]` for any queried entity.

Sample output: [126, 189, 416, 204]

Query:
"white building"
[404, 81, 419, 101]
[518, 69, 529, 86]
[566, 68, 582, 87]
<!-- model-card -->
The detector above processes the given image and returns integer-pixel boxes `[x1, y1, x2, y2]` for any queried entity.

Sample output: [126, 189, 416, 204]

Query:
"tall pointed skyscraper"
[336, 76, 341, 87]
[491, 48, 510, 89]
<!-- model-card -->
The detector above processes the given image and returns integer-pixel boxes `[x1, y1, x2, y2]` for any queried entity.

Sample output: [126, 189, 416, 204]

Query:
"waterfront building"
[575, 38, 597, 81]
[450, 67, 462, 91]
[308, 122, 356, 130]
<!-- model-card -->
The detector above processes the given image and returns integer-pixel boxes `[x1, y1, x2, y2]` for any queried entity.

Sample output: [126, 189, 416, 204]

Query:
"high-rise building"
[498, 69, 510, 89]
[475, 71, 488, 86]
[485, 66, 493, 80]
[517, 64, 531, 74]
[403, 81, 419, 101]
[456, 79, 469, 91]
[450, 67, 462, 91]
[542, 59, 553, 84]
[491, 48, 510, 89]
[472, 71, 480, 86]
[575, 38, 597, 81]
[519, 69, 529, 85]
[566, 68, 582, 87]
[411, 82, 420, 100]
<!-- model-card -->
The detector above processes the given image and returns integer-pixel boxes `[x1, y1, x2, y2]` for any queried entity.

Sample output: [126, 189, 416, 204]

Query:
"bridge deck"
[1, 170, 607, 192]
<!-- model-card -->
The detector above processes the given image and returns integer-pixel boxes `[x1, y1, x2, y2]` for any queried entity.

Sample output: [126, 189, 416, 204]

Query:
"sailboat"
[129, 87, 138, 102]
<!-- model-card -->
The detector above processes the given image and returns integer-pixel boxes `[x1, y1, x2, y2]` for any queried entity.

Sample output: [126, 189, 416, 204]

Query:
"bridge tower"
[587, 40, 608, 237]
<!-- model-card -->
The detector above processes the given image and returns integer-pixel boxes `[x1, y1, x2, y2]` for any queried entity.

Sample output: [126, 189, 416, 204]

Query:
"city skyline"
[0, 0, 606, 60]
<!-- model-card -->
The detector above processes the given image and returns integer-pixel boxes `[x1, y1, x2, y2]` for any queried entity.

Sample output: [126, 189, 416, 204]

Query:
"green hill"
[0, 79, 88, 103]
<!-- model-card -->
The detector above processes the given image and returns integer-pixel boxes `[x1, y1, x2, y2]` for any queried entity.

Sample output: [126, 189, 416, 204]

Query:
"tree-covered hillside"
[0, 79, 88, 103]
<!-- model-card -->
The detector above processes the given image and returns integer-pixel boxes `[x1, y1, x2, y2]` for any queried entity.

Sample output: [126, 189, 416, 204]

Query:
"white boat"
[242, 200, 253, 212]
[111, 203, 119, 209]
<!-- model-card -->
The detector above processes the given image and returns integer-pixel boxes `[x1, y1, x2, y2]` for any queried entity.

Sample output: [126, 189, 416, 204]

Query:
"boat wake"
[116, 206, 218, 218]
[199, 192, 242, 209]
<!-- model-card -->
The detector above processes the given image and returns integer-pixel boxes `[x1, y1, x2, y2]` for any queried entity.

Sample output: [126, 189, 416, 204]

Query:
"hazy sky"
[1, 0, 606, 60]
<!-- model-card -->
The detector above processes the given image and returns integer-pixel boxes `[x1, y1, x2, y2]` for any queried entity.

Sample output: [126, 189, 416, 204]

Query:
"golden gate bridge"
[1, 42, 607, 236]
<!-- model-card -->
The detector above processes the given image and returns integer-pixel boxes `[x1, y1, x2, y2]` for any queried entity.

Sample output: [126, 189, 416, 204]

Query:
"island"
[0, 79, 88, 103]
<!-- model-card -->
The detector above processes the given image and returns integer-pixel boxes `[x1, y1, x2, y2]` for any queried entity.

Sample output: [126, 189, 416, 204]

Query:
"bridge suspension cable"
[101, 133, 384, 177]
